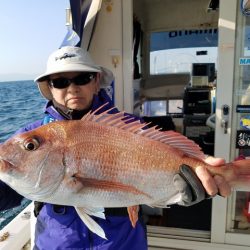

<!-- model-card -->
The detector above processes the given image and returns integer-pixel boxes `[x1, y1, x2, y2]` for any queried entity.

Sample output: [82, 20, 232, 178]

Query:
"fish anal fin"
[127, 206, 139, 228]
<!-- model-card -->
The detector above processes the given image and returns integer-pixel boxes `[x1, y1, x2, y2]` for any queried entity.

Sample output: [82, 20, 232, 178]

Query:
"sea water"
[0, 80, 46, 230]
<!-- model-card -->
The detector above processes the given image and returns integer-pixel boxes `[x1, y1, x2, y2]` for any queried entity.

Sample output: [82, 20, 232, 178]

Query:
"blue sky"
[0, 0, 69, 81]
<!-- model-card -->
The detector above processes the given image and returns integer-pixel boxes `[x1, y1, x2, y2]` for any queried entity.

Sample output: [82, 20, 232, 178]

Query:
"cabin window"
[168, 99, 183, 114]
[143, 100, 166, 116]
[149, 29, 218, 75]
[143, 99, 183, 116]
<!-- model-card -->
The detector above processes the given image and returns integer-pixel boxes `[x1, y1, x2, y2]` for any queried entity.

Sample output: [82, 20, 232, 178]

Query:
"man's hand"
[196, 156, 231, 197]
[174, 156, 231, 206]
[174, 164, 206, 206]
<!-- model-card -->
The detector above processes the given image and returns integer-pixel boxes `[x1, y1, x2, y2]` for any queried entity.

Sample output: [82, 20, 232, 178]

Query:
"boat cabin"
[84, 0, 250, 249]
[1, 1, 250, 249]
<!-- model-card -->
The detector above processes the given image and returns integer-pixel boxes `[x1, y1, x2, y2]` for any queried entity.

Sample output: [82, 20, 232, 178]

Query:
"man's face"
[48, 71, 100, 110]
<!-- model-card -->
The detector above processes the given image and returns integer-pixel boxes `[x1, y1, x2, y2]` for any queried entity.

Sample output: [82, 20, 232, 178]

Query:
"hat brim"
[35, 65, 114, 100]
[35, 64, 101, 82]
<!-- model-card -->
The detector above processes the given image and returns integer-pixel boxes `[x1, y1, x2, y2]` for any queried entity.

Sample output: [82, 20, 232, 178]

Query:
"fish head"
[0, 123, 67, 200]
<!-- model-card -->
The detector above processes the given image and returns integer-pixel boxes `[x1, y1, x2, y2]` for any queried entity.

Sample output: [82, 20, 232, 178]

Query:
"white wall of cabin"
[88, 0, 128, 111]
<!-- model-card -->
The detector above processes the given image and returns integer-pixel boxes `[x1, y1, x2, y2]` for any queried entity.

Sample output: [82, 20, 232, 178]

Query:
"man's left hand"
[174, 156, 231, 206]
[196, 156, 231, 197]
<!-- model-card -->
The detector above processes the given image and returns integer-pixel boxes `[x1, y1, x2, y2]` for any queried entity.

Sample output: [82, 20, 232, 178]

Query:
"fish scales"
[1, 106, 250, 208]
[1, 106, 250, 239]
[62, 121, 179, 206]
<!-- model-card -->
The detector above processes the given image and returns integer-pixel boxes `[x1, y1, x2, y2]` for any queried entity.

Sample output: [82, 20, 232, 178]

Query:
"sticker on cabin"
[236, 105, 250, 113]
[243, 25, 250, 56]
[239, 58, 250, 65]
[236, 130, 250, 148]
[240, 116, 250, 129]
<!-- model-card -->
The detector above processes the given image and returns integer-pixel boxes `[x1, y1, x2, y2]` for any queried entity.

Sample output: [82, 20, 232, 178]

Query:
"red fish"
[0, 105, 250, 238]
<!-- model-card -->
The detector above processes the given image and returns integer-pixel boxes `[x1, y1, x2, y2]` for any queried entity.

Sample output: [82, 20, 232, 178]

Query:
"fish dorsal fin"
[82, 103, 206, 161]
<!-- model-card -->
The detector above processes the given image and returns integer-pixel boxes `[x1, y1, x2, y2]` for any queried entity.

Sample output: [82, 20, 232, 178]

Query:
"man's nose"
[67, 82, 80, 90]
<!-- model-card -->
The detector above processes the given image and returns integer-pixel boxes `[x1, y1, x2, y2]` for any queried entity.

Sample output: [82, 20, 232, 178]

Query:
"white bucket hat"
[35, 46, 114, 100]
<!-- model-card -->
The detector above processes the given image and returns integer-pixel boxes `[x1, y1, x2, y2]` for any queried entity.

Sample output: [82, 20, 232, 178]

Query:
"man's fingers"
[195, 166, 218, 196]
[204, 156, 225, 166]
[214, 175, 231, 197]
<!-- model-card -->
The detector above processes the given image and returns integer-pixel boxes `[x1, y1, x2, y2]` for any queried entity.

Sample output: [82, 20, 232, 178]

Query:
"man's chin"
[66, 100, 87, 110]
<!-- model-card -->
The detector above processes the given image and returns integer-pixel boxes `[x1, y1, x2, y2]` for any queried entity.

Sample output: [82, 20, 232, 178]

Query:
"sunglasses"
[49, 72, 97, 89]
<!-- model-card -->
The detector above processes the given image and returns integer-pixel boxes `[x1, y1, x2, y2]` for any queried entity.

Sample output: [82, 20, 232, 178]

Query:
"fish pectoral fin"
[75, 206, 107, 240]
[73, 175, 151, 198]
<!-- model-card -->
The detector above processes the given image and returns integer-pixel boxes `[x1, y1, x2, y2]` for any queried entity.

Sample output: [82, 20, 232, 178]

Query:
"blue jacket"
[0, 89, 147, 250]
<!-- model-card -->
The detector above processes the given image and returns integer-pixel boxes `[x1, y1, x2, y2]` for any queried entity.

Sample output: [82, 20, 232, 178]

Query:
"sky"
[0, 0, 70, 82]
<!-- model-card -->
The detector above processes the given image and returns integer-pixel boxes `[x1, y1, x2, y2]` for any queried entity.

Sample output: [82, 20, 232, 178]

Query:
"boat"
[1, 0, 250, 249]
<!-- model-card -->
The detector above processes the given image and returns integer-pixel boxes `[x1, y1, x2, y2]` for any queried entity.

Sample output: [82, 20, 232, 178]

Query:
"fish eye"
[23, 138, 40, 151]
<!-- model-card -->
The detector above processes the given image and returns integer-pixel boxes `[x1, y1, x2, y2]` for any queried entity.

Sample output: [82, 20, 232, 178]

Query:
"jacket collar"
[43, 89, 114, 120]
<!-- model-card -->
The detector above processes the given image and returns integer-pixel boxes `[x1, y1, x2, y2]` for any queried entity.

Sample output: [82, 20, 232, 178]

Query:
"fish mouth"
[0, 158, 9, 171]
[0, 152, 65, 202]
[0, 158, 25, 191]
[0, 158, 16, 173]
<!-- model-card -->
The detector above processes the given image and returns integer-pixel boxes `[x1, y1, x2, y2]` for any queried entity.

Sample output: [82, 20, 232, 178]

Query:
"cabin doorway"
[131, 0, 219, 238]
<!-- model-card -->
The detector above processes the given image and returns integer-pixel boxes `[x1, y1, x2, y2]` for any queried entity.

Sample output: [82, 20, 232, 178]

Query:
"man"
[0, 46, 231, 249]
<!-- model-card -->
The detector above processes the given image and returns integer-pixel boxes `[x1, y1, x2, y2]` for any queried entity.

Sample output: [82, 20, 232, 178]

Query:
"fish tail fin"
[75, 207, 107, 240]
[224, 159, 250, 190]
